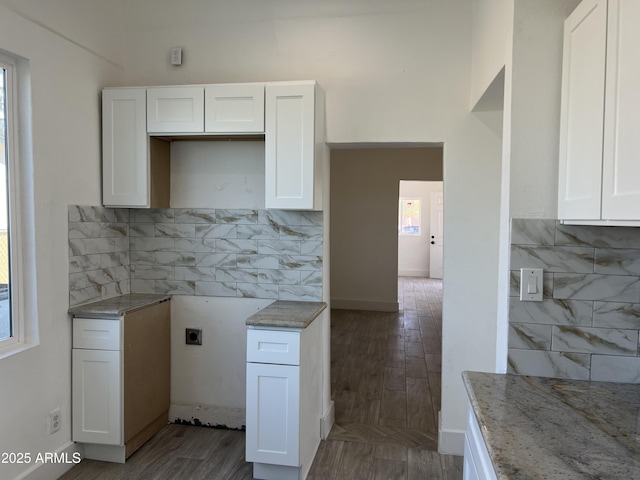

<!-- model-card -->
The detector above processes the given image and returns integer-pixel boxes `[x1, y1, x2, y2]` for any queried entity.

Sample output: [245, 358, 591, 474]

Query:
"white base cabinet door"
[72, 348, 122, 446]
[245, 362, 300, 467]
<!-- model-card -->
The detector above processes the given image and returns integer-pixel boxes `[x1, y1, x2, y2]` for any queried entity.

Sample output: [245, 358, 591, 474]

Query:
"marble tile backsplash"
[508, 218, 640, 383]
[69, 206, 323, 307]
[68, 206, 131, 306]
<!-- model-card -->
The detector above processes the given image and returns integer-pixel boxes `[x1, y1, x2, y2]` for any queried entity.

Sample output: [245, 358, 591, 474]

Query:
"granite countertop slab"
[68, 294, 171, 319]
[246, 301, 327, 329]
[462, 371, 640, 479]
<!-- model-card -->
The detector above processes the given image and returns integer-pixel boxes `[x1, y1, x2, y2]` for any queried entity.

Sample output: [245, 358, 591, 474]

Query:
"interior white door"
[429, 191, 444, 279]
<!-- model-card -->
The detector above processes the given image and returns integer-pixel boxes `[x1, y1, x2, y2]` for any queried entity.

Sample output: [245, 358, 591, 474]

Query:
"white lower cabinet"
[246, 363, 300, 467]
[72, 348, 122, 446]
[71, 301, 171, 463]
[245, 320, 321, 480]
[463, 407, 497, 480]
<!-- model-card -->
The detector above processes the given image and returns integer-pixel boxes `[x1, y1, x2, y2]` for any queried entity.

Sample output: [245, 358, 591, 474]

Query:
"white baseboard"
[438, 412, 465, 455]
[170, 403, 245, 430]
[320, 400, 335, 439]
[398, 270, 429, 277]
[15, 441, 82, 480]
[331, 298, 399, 312]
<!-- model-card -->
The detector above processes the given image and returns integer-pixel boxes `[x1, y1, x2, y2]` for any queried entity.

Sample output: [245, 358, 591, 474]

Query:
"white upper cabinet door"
[558, 0, 607, 220]
[601, 0, 640, 220]
[204, 84, 265, 133]
[102, 88, 149, 207]
[146, 86, 204, 133]
[265, 83, 321, 210]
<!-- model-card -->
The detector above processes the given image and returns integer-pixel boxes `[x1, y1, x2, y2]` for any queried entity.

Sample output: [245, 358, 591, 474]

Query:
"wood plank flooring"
[59, 278, 461, 480]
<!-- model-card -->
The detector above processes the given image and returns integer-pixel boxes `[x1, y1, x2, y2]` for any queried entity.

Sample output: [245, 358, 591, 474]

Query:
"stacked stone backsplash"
[69, 206, 323, 307]
[509, 218, 640, 383]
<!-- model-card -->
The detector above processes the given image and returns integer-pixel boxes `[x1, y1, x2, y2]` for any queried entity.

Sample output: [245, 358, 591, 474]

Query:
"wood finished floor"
[59, 278, 461, 480]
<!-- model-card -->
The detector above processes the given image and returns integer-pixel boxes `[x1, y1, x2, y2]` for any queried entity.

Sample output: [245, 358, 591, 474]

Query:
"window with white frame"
[398, 198, 421, 236]
[0, 62, 12, 343]
[0, 51, 35, 355]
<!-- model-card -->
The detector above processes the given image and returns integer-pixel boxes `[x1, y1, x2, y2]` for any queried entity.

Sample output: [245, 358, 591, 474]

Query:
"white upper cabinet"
[559, 0, 640, 223]
[147, 86, 205, 133]
[265, 82, 325, 210]
[601, 0, 640, 220]
[205, 84, 264, 133]
[102, 81, 326, 210]
[558, 0, 607, 220]
[102, 88, 149, 207]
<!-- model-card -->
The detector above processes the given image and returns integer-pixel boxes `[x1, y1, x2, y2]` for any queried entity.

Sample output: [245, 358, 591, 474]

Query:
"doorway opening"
[398, 181, 443, 279]
[329, 144, 443, 312]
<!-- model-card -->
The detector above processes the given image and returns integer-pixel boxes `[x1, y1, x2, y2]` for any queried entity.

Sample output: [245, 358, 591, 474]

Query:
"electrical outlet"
[48, 408, 61, 434]
[171, 47, 182, 66]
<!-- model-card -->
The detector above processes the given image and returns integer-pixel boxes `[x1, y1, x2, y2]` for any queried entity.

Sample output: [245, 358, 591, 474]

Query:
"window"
[0, 63, 11, 342]
[399, 198, 421, 236]
[0, 51, 36, 356]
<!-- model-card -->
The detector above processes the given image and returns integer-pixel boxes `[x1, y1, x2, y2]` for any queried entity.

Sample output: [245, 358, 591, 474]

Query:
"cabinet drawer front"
[73, 318, 123, 350]
[205, 84, 265, 133]
[147, 87, 204, 133]
[247, 329, 300, 365]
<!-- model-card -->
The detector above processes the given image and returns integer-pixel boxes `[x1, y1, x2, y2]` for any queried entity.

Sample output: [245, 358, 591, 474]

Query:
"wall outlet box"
[186, 328, 202, 345]
[171, 47, 182, 66]
[49, 408, 61, 434]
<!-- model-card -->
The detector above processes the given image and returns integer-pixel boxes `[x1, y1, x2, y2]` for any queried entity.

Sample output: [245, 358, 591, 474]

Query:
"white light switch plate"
[519, 268, 543, 302]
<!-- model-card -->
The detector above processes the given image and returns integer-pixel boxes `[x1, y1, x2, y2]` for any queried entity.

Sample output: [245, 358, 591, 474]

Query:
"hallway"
[307, 277, 461, 479]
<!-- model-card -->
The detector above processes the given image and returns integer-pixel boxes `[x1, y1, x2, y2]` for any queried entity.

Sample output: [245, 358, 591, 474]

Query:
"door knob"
[431, 241, 435, 245]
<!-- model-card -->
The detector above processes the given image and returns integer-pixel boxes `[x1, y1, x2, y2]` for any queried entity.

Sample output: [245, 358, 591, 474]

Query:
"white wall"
[170, 141, 266, 209]
[509, 0, 580, 219]
[439, 115, 503, 453]
[470, 0, 513, 109]
[121, 0, 471, 144]
[0, 0, 125, 67]
[398, 181, 443, 277]
[0, 3, 124, 480]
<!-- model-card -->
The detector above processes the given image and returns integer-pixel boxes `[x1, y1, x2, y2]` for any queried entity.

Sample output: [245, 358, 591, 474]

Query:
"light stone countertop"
[246, 300, 327, 329]
[462, 371, 640, 479]
[68, 293, 171, 318]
